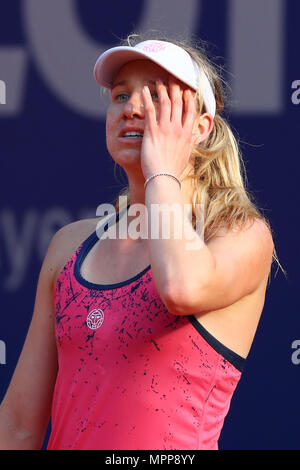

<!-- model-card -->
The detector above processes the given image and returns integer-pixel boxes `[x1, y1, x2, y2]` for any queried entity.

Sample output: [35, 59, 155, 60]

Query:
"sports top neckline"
[74, 204, 151, 291]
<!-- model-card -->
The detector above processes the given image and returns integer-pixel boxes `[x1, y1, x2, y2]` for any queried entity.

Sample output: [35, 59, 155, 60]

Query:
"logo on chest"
[86, 309, 104, 330]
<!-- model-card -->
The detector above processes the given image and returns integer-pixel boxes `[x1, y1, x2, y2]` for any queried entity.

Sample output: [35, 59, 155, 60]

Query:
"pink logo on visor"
[142, 42, 166, 53]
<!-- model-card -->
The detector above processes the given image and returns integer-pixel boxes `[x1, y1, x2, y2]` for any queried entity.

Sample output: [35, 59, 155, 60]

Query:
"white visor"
[94, 40, 216, 117]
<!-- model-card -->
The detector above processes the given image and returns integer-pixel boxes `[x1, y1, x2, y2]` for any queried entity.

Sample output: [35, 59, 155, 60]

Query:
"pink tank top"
[47, 207, 245, 450]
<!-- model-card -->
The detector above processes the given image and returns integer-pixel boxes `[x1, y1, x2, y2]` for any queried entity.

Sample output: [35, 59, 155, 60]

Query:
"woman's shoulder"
[46, 216, 107, 288]
[53, 216, 100, 245]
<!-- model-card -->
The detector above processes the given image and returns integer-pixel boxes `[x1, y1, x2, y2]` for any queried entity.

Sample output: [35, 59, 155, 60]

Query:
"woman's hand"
[141, 76, 198, 181]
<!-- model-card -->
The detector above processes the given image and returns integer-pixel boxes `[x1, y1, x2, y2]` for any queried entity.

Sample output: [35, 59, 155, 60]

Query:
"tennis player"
[0, 32, 280, 450]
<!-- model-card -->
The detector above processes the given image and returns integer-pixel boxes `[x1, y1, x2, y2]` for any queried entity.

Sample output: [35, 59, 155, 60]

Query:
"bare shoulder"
[239, 217, 274, 263]
[211, 216, 274, 269]
[208, 216, 274, 255]
[238, 217, 274, 275]
[46, 216, 107, 289]
[199, 216, 275, 309]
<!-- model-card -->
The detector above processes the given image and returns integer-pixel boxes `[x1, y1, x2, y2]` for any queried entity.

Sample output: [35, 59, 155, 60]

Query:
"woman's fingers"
[142, 85, 157, 133]
[156, 79, 171, 126]
[182, 89, 198, 132]
[143, 79, 197, 141]
[156, 78, 196, 133]
[169, 77, 183, 125]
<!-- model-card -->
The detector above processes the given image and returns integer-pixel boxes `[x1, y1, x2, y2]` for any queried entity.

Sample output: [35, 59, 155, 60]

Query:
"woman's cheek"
[105, 110, 116, 154]
[106, 130, 114, 156]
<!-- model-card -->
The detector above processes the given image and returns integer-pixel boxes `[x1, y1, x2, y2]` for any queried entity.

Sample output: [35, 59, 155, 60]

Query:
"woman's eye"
[113, 91, 158, 102]
[151, 92, 159, 101]
[115, 93, 129, 101]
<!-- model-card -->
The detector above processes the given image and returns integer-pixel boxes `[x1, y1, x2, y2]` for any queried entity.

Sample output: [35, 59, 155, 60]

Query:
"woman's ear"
[192, 112, 214, 146]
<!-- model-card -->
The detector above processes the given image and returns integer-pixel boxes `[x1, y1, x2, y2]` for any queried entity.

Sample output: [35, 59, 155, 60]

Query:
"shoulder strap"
[73, 203, 130, 287]
[95, 203, 130, 240]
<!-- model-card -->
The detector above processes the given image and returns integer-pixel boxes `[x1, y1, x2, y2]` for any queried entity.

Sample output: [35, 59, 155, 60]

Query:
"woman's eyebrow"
[112, 79, 168, 88]
[145, 79, 169, 87]
[112, 79, 127, 88]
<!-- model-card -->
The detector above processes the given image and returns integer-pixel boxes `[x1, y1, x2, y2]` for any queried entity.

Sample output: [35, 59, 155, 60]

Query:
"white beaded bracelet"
[144, 172, 182, 190]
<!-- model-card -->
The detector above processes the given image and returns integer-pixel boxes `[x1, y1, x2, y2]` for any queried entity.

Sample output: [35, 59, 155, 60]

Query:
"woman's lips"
[119, 126, 144, 136]
[118, 127, 144, 144]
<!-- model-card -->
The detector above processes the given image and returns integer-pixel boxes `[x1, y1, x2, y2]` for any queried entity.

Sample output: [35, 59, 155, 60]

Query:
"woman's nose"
[123, 93, 145, 119]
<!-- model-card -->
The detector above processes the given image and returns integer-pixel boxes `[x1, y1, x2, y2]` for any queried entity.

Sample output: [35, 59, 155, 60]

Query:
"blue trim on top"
[188, 315, 246, 372]
[74, 205, 151, 291]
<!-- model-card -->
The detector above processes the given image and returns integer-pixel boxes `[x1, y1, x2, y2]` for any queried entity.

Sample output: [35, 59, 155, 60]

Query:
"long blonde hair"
[110, 30, 286, 280]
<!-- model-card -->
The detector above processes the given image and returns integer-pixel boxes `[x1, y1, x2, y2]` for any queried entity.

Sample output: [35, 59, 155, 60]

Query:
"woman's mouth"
[118, 128, 144, 143]
[122, 131, 143, 138]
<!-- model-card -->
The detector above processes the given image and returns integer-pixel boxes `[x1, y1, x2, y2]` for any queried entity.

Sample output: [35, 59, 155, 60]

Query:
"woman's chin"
[114, 152, 141, 168]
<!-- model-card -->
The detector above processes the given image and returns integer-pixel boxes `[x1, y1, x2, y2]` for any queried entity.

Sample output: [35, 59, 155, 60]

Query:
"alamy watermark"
[291, 80, 300, 105]
[0, 340, 6, 365]
[95, 197, 205, 251]
[291, 340, 300, 365]
[0, 79, 6, 105]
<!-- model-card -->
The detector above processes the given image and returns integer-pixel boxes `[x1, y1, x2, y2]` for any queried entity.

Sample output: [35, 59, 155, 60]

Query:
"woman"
[0, 32, 283, 450]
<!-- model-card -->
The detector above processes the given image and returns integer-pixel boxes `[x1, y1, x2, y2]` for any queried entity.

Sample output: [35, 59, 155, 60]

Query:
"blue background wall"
[0, 0, 299, 450]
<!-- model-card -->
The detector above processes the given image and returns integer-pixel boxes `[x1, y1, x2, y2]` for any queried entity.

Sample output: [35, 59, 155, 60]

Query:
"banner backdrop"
[0, 0, 299, 450]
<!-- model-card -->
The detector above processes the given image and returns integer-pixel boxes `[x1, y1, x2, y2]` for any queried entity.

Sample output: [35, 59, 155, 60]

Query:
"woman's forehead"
[112, 59, 173, 86]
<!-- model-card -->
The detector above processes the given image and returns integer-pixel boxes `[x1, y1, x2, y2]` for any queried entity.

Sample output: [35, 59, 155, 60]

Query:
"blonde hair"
[110, 30, 286, 280]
